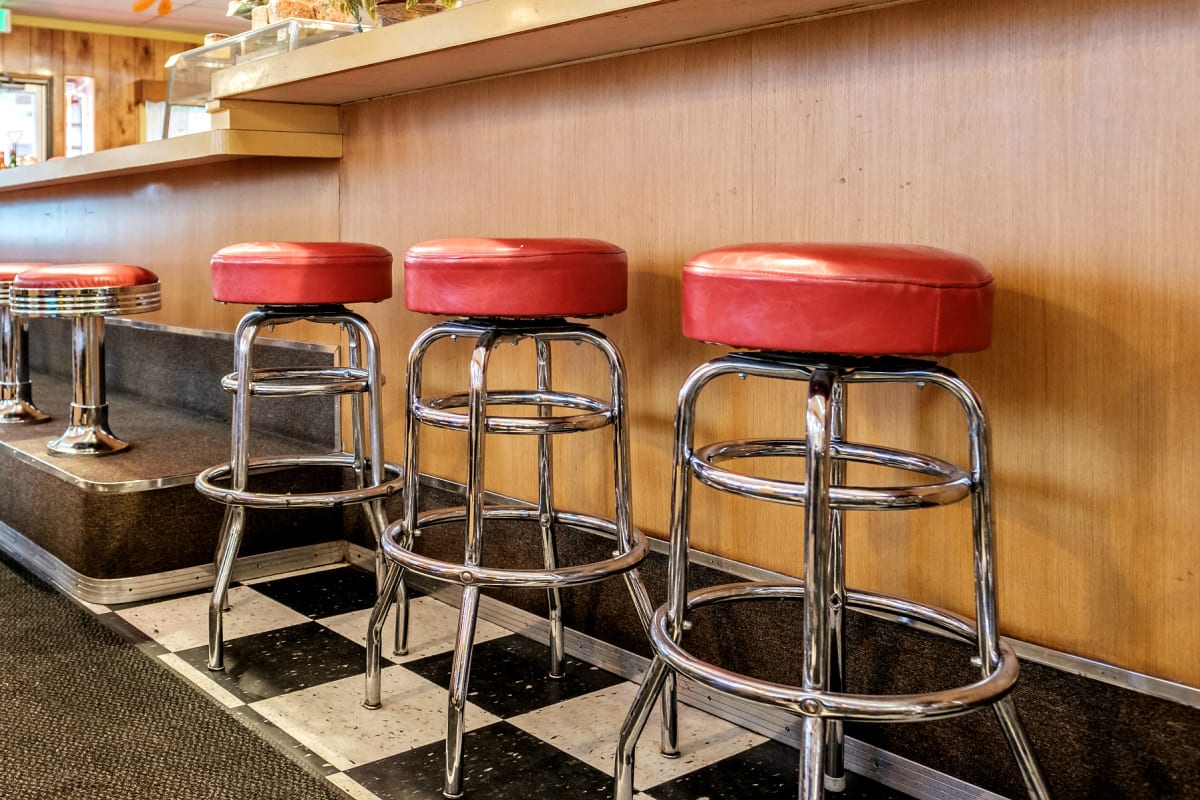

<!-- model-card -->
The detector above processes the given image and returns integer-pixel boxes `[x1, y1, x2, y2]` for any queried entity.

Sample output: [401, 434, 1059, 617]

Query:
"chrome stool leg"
[931, 367, 1051, 799]
[207, 310, 262, 671]
[48, 316, 127, 455]
[615, 654, 673, 799]
[0, 305, 48, 424]
[364, 561, 406, 709]
[615, 357, 734, 799]
[444, 327, 497, 799]
[535, 337, 566, 678]
[391, 323, 455, 658]
[800, 368, 836, 800]
[824, 380, 847, 793]
[344, 318, 408, 635]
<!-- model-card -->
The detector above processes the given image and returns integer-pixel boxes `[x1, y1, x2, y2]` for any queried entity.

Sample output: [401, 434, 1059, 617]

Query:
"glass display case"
[161, 18, 362, 138]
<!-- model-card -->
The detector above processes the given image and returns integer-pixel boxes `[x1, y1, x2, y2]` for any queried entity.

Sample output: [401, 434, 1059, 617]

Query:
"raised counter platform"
[0, 320, 349, 604]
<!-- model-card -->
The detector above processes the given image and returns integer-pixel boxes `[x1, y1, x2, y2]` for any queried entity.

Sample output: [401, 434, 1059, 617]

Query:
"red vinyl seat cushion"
[211, 242, 393, 305]
[0, 263, 52, 284]
[683, 243, 994, 356]
[13, 263, 160, 290]
[405, 238, 627, 318]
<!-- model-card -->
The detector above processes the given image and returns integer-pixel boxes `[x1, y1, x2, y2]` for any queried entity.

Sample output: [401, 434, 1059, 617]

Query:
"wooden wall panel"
[0, 159, 342, 334]
[336, 0, 1200, 687]
[0, 24, 188, 157]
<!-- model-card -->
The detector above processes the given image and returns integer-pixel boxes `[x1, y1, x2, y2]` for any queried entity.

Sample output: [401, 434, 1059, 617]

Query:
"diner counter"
[1, 0, 1197, 695]
[0, 102, 341, 193]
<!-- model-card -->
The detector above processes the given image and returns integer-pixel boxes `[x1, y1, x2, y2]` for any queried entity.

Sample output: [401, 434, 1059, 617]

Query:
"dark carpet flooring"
[0, 551, 349, 800]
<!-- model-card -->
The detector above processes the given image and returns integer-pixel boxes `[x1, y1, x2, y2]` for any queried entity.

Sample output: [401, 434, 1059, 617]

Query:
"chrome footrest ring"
[381, 505, 647, 589]
[650, 581, 1019, 722]
[690, 438, 971, 510]
[195, 454, 403, 508]
[414, 390, 613, 435]
[220, 366, 371, 397]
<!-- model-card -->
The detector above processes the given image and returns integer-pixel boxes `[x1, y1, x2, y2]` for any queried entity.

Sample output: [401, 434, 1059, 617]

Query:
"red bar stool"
[364, 237, 653, 798]
[10, 264, 161, 455]
[194, 242, 404, 672]
[0, 263, 52, 425]
[615, 243, 1050, 800]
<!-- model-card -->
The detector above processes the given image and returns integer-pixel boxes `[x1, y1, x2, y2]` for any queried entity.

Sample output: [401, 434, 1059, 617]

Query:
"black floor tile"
[251, 565, 380, 619]
[176, 620, 388, 703]
[403, 633, 625, 718]
[646, 739, 914, 800]
[346, 720, 612, 800]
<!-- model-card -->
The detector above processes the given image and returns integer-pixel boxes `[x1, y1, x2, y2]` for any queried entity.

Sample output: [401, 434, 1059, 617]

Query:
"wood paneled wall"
[0, 24, 190, 155]
[1, 0, 1198, 689]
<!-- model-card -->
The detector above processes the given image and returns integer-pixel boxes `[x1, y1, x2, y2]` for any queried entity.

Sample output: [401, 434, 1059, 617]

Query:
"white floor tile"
[509, 681, 765, 788]
[115, 585, 310, 652]
[250, 665, 502, 771]
[319, 595, 512, 664]
[326, 772, 383, 800]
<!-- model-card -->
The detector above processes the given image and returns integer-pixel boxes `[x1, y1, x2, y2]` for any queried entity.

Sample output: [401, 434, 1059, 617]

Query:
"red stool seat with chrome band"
[12, 263, 158, 291]
[12, 263, 161, 318]
[12, 263, 157, 296]
[682, 243, 994, 356]
[405, 237, 627, 318]
[0, 263, 52, 304]
[211, 242, 393, 305]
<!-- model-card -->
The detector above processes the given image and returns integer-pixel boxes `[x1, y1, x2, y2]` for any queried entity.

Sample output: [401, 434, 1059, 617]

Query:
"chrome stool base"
[0, 281, 47, 425]
[48, 424, 128, 456]
[365, 318, 653, 799]
[0, 396, 49, 425]
[46, 402, 126, 455]
[614, 353, 1051, 800]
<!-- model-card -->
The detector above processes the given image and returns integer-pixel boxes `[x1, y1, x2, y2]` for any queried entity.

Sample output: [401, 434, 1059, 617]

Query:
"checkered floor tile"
[99, 564, 914, 800]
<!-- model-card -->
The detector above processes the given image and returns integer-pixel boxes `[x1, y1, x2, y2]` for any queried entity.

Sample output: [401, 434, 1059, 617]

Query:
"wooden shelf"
[211, 0, 921, 105]
[0, 128, 341, 193]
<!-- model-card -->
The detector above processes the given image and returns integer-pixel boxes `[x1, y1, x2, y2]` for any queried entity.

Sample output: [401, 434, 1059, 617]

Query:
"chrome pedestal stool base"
[364, 318, 653, 799]
[47, 404, 128, 455]
[0, 265, 49, 425]
[0, 397, 49, 425]
[0, 310, 49, 425]
[195, 305, 404, 672]
[614, 353, 1051, 800]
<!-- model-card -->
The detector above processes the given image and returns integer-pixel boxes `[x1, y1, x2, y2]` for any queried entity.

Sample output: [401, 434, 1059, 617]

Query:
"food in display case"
[228, 0, 355, 28]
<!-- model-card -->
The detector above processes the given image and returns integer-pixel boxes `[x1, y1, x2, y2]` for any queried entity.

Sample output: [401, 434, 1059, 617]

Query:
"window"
[0, 74, 50, 165]
[65, 76, 95, 157]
